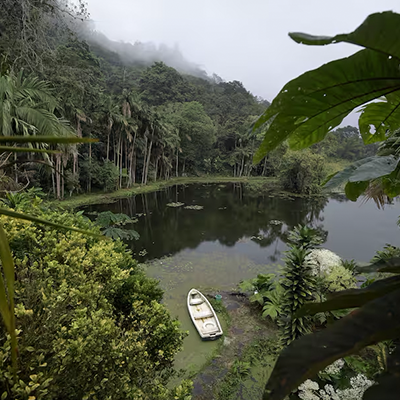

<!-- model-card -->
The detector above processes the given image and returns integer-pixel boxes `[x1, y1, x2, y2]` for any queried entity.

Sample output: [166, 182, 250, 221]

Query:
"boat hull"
[187, 289, 223, 340]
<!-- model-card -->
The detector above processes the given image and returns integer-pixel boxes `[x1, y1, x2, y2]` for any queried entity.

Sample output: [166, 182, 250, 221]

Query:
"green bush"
[323, 265, 357, 293]
[0, 204, 190, 399]
[279, 150, 325, 194]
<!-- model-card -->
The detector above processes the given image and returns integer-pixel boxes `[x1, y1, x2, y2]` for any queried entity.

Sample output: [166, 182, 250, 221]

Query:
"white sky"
[88, 0, 400, 103]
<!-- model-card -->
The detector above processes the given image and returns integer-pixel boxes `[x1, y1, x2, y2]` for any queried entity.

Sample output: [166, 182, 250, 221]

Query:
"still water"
[89, 183, 400, 264]
[87, 183, 400, 372]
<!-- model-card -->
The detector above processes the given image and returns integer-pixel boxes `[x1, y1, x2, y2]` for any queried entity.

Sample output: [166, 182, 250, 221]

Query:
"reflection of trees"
[89, 183, 329, 260]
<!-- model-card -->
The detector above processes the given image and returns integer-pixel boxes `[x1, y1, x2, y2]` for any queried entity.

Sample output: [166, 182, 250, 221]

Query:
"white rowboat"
[187, 289, 223, 340]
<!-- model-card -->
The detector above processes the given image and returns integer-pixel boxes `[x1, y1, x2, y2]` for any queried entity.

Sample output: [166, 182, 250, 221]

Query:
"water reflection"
[87, 183, 329, 261]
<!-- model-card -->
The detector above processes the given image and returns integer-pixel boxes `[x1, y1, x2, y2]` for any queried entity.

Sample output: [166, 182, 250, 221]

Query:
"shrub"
[280, 226, 318, 345]
[323, 265, 357, 293]
[279, 150, 325, 195]
[0, 203, 189, 400]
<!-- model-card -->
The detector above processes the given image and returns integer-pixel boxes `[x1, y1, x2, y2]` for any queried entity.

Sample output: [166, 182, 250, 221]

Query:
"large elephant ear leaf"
[253, 12, 400, 163]
[263, 288, 400, 400]
[324, 156, 380, 190]
[348, 155, 399, 182]
[289, 12, 400, 60]
[358, 93, 400, 144]
[345, 181, 369, 201]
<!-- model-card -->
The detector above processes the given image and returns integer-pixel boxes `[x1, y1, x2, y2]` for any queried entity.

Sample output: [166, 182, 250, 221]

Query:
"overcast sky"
[88, 0, 400, 103]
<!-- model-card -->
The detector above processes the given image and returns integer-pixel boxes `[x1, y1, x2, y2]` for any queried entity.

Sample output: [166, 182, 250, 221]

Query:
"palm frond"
[15, 107, 74, 136]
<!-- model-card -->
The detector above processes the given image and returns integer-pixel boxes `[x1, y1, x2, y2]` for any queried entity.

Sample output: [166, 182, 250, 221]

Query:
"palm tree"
[0, 71, 72, 138]
[0, 71, 74, 196]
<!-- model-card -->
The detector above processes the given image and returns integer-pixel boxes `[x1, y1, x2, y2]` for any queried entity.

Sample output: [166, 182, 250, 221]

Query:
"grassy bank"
[56, 176, 277, 209]
[192, 292, 278, 400]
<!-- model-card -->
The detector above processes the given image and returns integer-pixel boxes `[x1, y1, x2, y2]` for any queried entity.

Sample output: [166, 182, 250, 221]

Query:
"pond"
[86, 182, 400, 375]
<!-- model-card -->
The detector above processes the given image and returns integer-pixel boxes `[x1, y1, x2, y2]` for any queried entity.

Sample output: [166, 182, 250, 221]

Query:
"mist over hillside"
[79, 22, 211, 80]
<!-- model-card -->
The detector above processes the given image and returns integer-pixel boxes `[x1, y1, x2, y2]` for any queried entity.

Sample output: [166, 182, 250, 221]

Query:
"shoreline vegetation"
[56, 176, 277, 208]
[55, 173, 341, 209]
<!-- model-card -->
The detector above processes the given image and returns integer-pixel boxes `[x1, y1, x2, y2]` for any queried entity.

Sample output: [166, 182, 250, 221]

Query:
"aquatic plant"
[184, 205, 204, 210]
[166, 202, 185, 208]
[94, 211, 139, 240]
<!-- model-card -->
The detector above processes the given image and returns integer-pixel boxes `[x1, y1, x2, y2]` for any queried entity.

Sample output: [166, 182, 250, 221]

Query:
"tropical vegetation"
[2, 1, 400, 400]
[0, 0, 375, 200]
[0, 196, 191, 399]
[250, 10, 400, 400]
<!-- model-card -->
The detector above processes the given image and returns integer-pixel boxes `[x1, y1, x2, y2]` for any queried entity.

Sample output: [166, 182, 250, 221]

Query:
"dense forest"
[2, 2, 399, 400]
[0, 0, 376, 198]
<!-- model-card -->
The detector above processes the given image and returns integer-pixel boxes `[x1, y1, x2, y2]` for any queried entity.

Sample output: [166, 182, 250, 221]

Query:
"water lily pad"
[166, 202, 185, 208]
[184, 205, 204, 210]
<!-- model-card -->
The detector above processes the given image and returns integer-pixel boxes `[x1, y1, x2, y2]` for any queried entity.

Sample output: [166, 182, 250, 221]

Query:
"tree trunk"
[262, 157, 267, 176]
[142, 136, 148, 185]
[61, 163, 64, 199]
[240, 155, 245, 177]
[125, 139, 128, 187]
[176, 148, 179, 177]
[88, 142, 92, 193]
[132, 151, 136, 184]
[154, 156, 159, 182]
[55, 154, 61, 199]
[144, 139, 153, 185]
[119, 138, 123, 189]
[14, 153, 18, 184]
[106, 120, 112, 161]
[51, 160, 56, 197]
[113, 132, 118, 166]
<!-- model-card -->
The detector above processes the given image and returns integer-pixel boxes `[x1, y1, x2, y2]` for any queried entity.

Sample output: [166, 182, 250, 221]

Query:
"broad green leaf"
[321, 171, 339, 187]
[348, 155, 398, 182]
[344, 181, 369, 201]
[0, 208, 104, 239]
[297, 275, 400, 316]
[0, 136, 98, 144]
[253, 12, 400, 163]
[324, 156, 377, 190]
[359, 93, 400, 144]
[357, 257, 400, 274]
[253, 48, 400, 163]
[289, 12, 400, 60]
[262, 303, 278, 320]
[0, 146, 60, 154]
[381, 169, 400, 198]
[263, 288, 400, 400]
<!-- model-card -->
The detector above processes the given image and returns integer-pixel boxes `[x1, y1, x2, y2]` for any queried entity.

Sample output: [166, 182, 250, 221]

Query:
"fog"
[86, 0, 400, 104]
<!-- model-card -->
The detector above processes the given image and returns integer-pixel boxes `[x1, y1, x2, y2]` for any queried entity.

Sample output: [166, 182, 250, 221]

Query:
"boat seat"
[194, 311, 214, 319]
[203, 321, 219, 333]
[190, 298, 204, 306]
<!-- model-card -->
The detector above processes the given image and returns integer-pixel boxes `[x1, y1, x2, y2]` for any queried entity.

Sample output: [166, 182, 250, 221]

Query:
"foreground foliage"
[0, 202, 191, 399]
[280, 226, 320, 345]
[255, 11, 400, 400]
